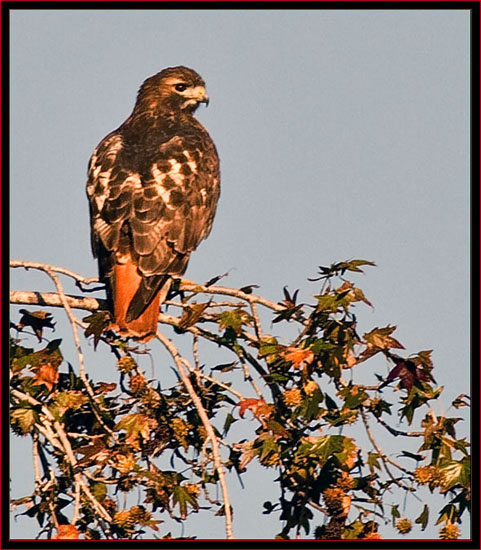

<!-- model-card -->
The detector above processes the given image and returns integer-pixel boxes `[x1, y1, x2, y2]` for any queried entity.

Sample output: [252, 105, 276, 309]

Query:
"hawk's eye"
[175, 83, 187, 92]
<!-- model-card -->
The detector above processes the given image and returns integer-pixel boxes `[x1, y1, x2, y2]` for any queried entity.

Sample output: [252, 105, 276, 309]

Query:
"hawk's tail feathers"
[112, 262, 170, 342]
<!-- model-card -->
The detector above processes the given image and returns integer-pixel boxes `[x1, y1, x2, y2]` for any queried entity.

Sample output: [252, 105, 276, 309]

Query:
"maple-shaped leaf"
[363, 326, 405, 351]
[282, 346, 314, 369]
[381, 356, 432, 391]
[17, 309, 55, 342]
[265, 419, 290, 438]
[439, 457, 470, 490]
[12, 339, 62, 374]
[52, 524, 79, 539]
[218, 308, 253, 335]
[172, 485, 199, 519]
[351, 286, 373, 308]
[282, 287, 300, 307]
[233, 440, 256, 470]
[75, 438, 110, 467]
[309, 259, 376, 281]
[83, 311, 111, 350]
[31, 363, 59, 391]
[52, 391, 88, 416]
[115, 413, 157, 449]
[238, 398, 273, 421]
[273, 287, 303, 323]
[10, 406, 38, 435]
[177, 302, 210, 330]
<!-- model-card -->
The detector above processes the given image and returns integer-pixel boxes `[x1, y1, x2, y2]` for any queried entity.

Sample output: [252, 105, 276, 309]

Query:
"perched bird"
[86, 66, 220, 341]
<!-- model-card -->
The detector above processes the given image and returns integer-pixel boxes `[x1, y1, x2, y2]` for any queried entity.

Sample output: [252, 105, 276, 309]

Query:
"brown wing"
[86, 124, 220, 325]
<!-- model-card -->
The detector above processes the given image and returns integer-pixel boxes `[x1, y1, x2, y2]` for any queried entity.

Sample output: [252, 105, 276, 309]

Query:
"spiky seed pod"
[112, 509, 133, 528]
[117, 355, 137, 374]
[129, 373, 147, 395]
[414, 465, 436, 484]
[395, 518, 412, 534]
[171, 417, 190, 438]
[323, 488, 350, 516]
[283, 388, 303, 407]
[337, 473, 355, 491]
[303, 380, 319, 395]
[439, 523, 460, 540]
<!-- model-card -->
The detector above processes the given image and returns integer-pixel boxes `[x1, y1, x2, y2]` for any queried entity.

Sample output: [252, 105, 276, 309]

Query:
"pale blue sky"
[10, 10, 470, 540]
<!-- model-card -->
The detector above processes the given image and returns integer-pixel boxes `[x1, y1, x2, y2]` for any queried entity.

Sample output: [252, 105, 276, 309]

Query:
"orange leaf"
[238, 398, 273, 420]
[31, 363, 59, 391]
[282, 347, 314, 369]
[53, 524, 79, 539]
[95, 382, 117, 394]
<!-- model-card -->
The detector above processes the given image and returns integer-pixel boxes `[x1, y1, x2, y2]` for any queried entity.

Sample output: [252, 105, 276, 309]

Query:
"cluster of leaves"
[10, 260, 470, 539]
[10, 338, 231, 539]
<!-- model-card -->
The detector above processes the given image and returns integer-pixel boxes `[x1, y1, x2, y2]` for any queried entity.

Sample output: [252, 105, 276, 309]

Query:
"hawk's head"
[136, 66, 209, 115]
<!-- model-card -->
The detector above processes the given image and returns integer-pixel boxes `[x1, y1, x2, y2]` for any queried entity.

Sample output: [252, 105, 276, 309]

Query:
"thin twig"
[10, 260, 99, 285]
[156, 330, 234, 539]
[11, 388, 113, 526]
[360, 408, 412, 483]
[375, 416, 424, 438]
[239, 360, 264, 400]
[180, 358, 245, 400]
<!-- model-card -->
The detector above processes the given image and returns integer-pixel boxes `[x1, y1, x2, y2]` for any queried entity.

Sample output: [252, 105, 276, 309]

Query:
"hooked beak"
[190, 86, 209, 107]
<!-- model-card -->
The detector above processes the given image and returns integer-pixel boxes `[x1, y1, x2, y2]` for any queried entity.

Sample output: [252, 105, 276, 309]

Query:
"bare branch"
[156, 330, 234, 539]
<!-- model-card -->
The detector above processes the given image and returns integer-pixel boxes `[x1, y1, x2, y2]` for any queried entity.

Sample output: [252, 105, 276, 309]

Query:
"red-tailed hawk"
[86, 66, 220, 341]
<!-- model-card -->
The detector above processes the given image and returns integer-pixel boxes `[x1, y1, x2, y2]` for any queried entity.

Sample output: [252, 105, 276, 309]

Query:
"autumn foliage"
[10, 259, 470, 539]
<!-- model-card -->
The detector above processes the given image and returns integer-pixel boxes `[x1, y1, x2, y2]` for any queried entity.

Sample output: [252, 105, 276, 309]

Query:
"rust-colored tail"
[112, 262, 161, 342]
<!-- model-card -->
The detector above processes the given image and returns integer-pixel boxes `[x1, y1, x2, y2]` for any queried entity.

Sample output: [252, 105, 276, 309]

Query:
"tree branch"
[155, 330, 234, 540]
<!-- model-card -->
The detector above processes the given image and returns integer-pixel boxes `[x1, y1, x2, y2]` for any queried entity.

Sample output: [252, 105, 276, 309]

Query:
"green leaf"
[172, 486, 199, 519]
[51, 391, 88, 418]
[324, 393, 338, 411]
[309, 259, 376, 281]
[177, 303, 210, 330]
[338, 384, 369, 409]
[258, 434, 279, 462]
[314, 294, 339, 313]
[367, 452, 381, 471]
[218, 308, 252, 335]
[343, 520, 366, 539]
[415, 504, 429, 530]
[391, 504, 401, 526]
[265, 419, 290, 438]
[299, 435, 356, 467]
[83, 311, 110, 349]
[439, 458, 470, 489]
[10, 405, 38, 435]
[223, 413, 236, 436]
[363, 326, 404, 350]
[435, 504, 456, 525]
[300, 389, 324, 421]
[115, 413, 156, 448]
[89, 481, 107, 502]
[10, 339, 63, 373]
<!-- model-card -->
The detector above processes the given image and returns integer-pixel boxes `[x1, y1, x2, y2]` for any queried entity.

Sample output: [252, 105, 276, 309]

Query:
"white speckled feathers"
[86, 66, 220, 338]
